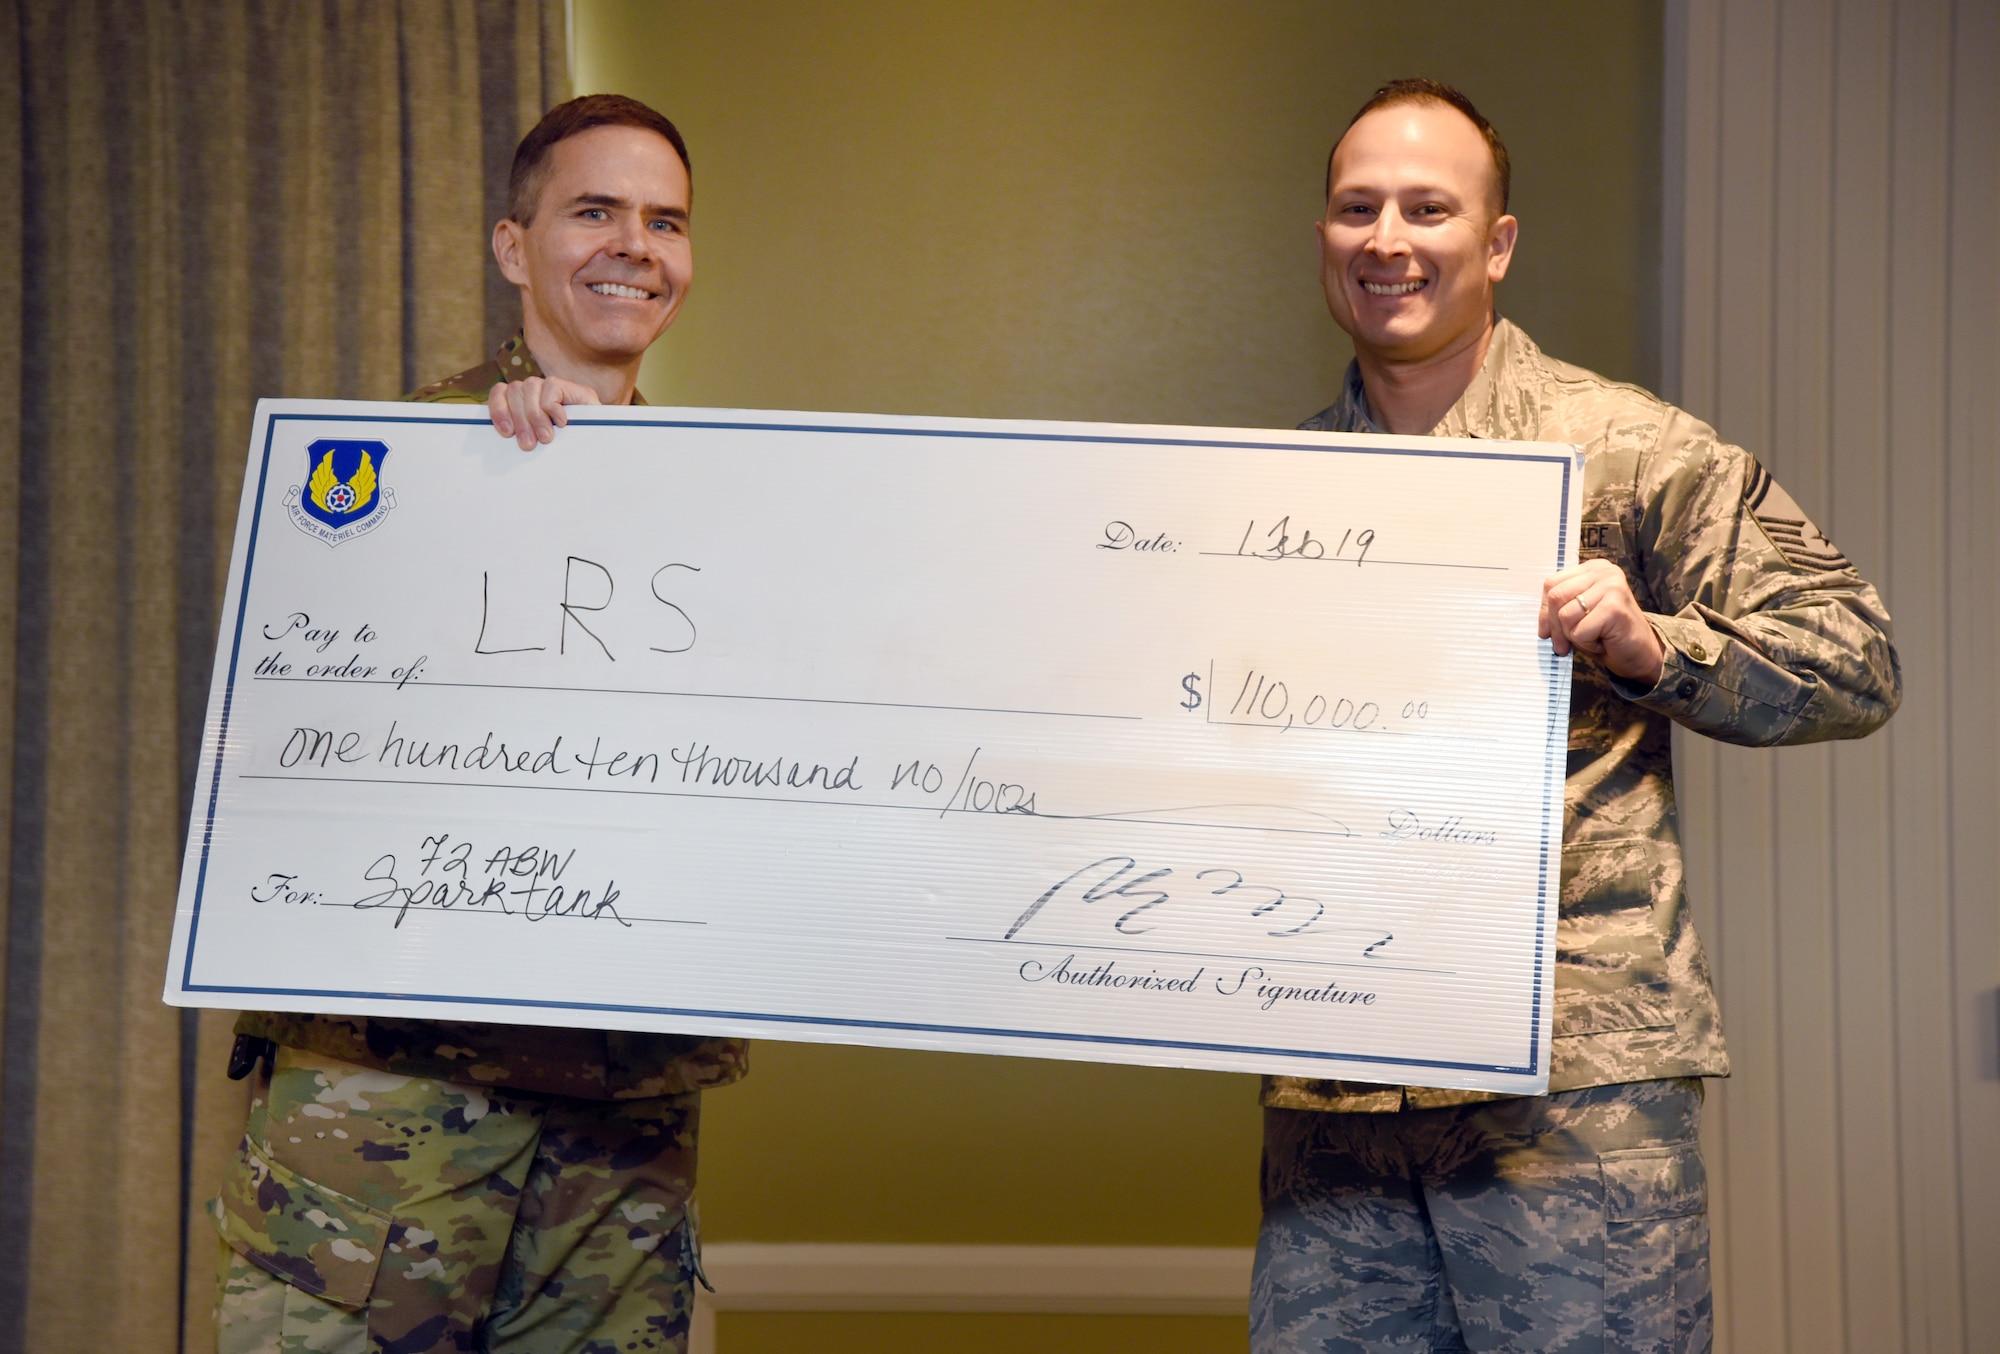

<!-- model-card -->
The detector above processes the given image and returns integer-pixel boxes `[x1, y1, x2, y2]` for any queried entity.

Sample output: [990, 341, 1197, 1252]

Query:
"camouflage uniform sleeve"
[1612, 406, 1902, 746]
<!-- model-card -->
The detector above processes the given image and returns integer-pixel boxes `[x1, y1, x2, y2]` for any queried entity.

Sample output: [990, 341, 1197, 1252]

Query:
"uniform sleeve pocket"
[211, 1134, 390, 1310]
[1556, 839, 1675, 1035]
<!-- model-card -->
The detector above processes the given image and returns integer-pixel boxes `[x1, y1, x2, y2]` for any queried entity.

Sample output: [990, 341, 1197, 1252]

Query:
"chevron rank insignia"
[1744, 458, 1851, 572]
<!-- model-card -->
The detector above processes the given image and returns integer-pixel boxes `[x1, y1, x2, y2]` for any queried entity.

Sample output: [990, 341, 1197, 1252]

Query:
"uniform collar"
[1300, 360, 1378, 434]
[1429, 317, 1538, 441]
[495, 330, 649, 406]
[494, 330, 545, 380]
[1308, 317, 1538, 439]
[1340, 361, 1384, 433]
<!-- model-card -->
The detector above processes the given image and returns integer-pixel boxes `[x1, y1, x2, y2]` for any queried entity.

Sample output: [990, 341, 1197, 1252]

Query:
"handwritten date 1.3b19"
[1235, 516, 1375, 563]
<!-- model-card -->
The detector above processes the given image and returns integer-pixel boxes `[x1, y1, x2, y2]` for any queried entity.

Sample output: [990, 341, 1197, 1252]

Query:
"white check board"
[165, 400, 1579, 1096]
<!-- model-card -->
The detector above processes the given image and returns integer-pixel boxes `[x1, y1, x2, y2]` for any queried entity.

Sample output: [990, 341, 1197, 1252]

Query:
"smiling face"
[1318, 101, 1517, 367]
[493, 123, 693, 373]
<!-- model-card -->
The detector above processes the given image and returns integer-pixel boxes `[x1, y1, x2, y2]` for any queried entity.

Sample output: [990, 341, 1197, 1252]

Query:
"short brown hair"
[1325, 78, 1510, 215]
[508, 94, 691, 224]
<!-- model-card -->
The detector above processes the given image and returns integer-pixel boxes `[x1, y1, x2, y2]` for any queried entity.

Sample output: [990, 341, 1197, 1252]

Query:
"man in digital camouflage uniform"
[213, 94, 746, 1354]
[1251, 81, 1900, 1354]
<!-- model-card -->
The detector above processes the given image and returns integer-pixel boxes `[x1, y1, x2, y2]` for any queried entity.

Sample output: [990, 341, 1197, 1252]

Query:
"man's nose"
[1367, 207, 1412, 256]
[611, 213, 650, 258]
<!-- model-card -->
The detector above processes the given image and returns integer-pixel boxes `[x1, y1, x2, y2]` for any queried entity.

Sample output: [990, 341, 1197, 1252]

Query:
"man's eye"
[648, 219, 681, 233]
[581, 208, 608, 220]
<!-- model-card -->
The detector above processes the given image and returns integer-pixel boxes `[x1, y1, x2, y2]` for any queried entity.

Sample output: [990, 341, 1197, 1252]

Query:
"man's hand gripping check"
[488, 376, 602, 451]
[1539, 558, 1666, 689]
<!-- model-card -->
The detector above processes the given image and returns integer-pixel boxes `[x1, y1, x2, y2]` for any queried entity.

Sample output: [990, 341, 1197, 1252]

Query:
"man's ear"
[493, 218, 529, 287]
[1486, 213, 1519, 284]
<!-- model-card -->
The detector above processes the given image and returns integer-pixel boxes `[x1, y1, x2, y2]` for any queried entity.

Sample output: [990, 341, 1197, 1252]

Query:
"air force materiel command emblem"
[282, 439, 397, 546]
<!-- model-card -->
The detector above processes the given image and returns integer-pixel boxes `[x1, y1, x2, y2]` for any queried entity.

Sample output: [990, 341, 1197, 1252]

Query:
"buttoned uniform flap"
[1599, 1142, 1707, 1222]
[1555, 838, 1673, 1035]
[212, 1133, 391, 1310]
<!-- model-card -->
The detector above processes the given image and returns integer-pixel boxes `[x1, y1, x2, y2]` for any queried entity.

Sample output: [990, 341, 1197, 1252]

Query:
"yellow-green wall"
[718, 1311, 1250, 1353]
[577, 0, 1662, 427]
[572, 3, 1661, 1347]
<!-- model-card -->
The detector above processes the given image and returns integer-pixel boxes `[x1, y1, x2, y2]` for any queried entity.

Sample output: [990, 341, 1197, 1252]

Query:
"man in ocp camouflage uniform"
[213, 94, 746, 1354]
[1251, 82, 1900, 1353]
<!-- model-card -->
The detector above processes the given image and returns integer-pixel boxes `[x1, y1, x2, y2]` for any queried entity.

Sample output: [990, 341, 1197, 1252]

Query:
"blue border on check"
[179, 409, 1576, 1079]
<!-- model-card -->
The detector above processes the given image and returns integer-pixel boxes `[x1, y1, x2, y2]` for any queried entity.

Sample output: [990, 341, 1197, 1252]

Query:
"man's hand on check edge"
[1539, 559, 1666, 687]
[488, 375, 602, 451]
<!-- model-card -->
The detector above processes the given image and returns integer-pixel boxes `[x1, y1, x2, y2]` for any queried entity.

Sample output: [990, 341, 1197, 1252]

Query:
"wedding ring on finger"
[1574, 596, 1591, 616]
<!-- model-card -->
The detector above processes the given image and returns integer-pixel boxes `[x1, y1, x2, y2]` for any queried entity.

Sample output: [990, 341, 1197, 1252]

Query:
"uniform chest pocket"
[1555, 839, 1674, 1036]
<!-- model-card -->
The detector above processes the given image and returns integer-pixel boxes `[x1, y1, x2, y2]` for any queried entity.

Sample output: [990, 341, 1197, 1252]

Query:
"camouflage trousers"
[211, 1046, 702, 1353]
[1252, 1078, 1709, 1354]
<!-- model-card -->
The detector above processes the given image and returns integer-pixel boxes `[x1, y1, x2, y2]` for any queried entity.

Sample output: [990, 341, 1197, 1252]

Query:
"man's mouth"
[586, 282, 656, 300]
[1362, 279, 1427, 296]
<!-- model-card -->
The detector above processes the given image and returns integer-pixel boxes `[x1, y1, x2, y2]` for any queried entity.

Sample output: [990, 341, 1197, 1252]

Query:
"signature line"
[947, 935, 1456, 976]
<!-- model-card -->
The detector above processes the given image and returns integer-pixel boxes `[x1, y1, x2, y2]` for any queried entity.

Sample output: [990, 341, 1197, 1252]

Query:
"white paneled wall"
[1664, 2, 1998, 1351]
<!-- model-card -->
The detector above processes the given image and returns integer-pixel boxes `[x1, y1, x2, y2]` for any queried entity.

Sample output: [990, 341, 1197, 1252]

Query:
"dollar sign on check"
[1180, 672, 1203, 711]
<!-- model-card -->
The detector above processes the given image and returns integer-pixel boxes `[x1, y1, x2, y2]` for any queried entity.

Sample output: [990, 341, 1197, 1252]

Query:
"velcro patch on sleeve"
[1744, 459, 1852, 571]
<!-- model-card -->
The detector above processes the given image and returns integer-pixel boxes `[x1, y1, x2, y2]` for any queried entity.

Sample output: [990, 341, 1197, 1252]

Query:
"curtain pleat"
[401, 0, 491, 392]
[0, 4, 569, 1349]
[0, 5, 25, 1088]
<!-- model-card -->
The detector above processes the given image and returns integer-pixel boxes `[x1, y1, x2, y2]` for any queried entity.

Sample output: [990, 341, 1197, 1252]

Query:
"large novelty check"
[166, 401, 1580, 1095]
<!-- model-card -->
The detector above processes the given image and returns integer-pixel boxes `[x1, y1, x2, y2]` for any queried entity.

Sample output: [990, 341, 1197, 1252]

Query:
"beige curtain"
[0, 3, 568, 1349]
